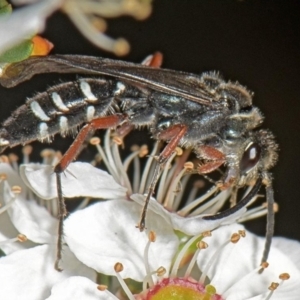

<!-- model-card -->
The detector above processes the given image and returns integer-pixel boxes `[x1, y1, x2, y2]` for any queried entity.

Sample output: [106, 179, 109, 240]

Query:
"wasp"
[0, 53, 278, 271]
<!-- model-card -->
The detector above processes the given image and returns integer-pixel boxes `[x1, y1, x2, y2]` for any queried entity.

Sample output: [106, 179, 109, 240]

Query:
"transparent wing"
[0, 55, 218, 106]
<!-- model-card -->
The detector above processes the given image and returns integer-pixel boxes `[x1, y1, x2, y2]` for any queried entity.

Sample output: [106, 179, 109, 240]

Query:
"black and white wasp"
[0, 53, 278, 271]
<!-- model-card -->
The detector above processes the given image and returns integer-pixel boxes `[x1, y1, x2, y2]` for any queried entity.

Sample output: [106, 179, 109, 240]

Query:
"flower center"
[141, 277, 222, 300]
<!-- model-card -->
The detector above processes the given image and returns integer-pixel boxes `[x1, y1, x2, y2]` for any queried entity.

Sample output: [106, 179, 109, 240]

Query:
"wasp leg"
[138, 124, 187, 231]
[53, 114, 126, 271]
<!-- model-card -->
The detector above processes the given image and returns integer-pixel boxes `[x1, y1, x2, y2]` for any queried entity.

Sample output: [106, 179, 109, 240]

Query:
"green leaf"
[0, 40, 33, 63]
[0, 0, 12, 16]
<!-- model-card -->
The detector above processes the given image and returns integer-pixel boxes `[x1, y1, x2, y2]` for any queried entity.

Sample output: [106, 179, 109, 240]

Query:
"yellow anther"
[17, 234, 27, 242]
[113, 136, 123, 145]
[279, 273, 290, 280]
[97, 285, 107, 291]
[114, 262, 124, 273]
[156, 266, 166, 277]
[261, 261, 269, 269]
[184, 161, 194, 170]
[202, 231, 212, 237]
[0, 173, 7, 180]
[90, 137, 101, 145]
[175, 147, 183, 156]
[198, 241, 208, 249]
[11, 185, 22, 194]
[139, 145, 149, 157]
[230, 233, 240, 243]
[113, 38, 130, 56]
[8, 153, 18, 162]
[40, 149, 55, 158]
[0, 155, 9, 163]
[268, 282, 279, 291]
[22, 145, 33, 155]
[148, 231, 156, 242]
[238, 230, 246, 238]
[130, 144, 140, 152]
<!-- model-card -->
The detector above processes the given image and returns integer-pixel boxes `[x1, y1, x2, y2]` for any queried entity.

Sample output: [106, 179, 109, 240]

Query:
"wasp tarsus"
[0, 53, 278, 270]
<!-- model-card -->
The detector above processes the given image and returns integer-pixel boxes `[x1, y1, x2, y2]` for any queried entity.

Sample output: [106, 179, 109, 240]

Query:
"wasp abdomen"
[0, 78, 120, 150]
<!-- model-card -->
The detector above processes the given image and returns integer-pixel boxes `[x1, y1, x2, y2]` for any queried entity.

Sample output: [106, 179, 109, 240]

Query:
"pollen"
[238, 230, 246, 237]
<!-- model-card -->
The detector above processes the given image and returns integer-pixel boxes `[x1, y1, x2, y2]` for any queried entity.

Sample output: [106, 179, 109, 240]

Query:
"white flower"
[0, 132, 293, 299]
[0, 0, 152, 57]
[45, 221, 300, 300]
[0, 161, 96, 300]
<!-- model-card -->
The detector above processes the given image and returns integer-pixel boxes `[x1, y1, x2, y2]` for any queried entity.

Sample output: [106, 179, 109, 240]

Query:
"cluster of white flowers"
[0, 131, 299, 299]
[0, 1, 300, 299]
[0, 0, 152, 57]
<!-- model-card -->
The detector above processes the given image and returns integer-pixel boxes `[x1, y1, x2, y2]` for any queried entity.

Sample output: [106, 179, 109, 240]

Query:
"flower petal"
[20, 162, 127, 200]
[131, 193, 246, 236]
[196, 224, 300, 300]
[0, 244, 96, 300]
[64, 199, 179, 281]
[46, 276, 109, 300]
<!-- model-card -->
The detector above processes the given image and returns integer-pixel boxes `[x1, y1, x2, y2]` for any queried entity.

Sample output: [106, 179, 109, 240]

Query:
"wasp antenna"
[203, 177, 263, 221]
[261, 181, 275, 266]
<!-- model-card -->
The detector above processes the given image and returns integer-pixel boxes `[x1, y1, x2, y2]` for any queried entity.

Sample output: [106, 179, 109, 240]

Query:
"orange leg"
[197, 145, 225, 174]
[138, 124, 187, 231]
[54, 114, 126, 271]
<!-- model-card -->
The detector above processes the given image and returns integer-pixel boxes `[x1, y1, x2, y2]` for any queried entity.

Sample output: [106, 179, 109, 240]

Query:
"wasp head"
[222, 129, 278, 188]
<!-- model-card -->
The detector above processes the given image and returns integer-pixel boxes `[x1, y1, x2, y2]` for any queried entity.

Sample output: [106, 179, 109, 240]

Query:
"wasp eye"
[240, 142, 261, 174]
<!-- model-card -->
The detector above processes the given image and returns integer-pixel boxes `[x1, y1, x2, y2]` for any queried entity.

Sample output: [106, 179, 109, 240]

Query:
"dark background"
[0, 0, 299, 241]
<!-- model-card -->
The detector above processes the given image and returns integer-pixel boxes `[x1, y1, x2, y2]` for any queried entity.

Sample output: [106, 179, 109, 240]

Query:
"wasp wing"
[0, 55, 218, 106]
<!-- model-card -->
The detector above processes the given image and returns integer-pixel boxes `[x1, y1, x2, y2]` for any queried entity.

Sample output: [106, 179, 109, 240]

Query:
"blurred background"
[0, 0, 299, 241]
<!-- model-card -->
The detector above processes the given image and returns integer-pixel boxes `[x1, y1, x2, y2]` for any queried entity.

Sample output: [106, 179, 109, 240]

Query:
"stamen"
[63, 3, 130, 56]
[172, 172, 193, 210]
[90, 134, 119, 180]
[164, 161, 194, 210]
[143, 231, 156, 287]
[264, 282, 279, 300]
[189, 188, 231, 217]
[0, 234, 27, 246]
[171, 232, 210, 277]
[0, 182, 19, 214]
[184, 240, 208, 278]
[22, 145, 33, 164]
[156, 266, 166, 277]
[8, 153, 19, 171]
[111, 141, 132, 193]
[185, 180, 205, 206]
[238, 205, 268, 222]
[178, 185, 219, 217]
[113, 263, 135, 300]
[104, 130, 119, 178]
[139, 142, 159, 194]
[199, 232, 241, 284]
[156, 152, 177, 203]
[279, 273, 290, 280]
[40, 149, 56, 165]
[0, 155, 9, 163]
